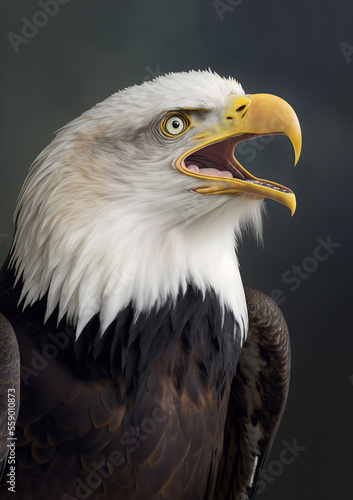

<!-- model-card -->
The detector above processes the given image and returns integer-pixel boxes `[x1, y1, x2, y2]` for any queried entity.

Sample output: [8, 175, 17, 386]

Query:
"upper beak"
[238, 93, 301, 166]
[176, 93, 302, 215]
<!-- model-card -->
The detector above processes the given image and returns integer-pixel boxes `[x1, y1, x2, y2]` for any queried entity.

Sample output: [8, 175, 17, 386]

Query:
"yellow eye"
[162, 114, 189, 136]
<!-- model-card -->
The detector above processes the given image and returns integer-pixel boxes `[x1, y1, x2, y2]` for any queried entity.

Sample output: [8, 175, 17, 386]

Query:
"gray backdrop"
[1, 1, 352, 499]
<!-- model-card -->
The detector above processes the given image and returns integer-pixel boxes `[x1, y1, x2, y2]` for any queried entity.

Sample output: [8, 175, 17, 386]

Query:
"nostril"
[236, 105, 246, 113]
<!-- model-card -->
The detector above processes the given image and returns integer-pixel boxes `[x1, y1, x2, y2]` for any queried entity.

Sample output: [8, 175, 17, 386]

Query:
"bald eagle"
[0, 70, 301, 499]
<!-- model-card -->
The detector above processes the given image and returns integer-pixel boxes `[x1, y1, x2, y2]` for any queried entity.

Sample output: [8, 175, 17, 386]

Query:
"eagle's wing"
[0, 313, 20, 481]
[214, 287, 291, 500]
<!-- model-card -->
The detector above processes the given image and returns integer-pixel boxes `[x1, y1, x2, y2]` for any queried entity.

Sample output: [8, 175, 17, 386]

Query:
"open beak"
[175, 94, 302, 215]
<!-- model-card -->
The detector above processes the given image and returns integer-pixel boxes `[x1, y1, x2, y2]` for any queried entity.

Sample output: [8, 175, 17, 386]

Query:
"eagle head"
[10, 70, 301, 340]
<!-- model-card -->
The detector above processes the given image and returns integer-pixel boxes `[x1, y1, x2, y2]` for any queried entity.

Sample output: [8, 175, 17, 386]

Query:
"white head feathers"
[10, 70, 263, 341]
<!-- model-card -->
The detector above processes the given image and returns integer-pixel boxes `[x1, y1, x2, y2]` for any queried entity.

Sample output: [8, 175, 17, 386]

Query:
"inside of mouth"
[183, 136, 292, 193]
[184, 137, 244, 179]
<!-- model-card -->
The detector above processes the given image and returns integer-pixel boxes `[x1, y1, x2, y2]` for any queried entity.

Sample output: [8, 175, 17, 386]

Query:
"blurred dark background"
[0, 1, 352, 498]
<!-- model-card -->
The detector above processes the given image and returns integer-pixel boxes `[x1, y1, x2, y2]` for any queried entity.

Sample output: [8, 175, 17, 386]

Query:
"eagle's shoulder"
[243, 286, 291, 444]
[214, 287, 291, 500]
[0, 312, 20, 481]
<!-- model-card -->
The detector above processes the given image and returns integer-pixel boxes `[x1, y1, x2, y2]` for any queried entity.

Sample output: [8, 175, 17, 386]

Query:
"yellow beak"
[176, 93, 302, 215]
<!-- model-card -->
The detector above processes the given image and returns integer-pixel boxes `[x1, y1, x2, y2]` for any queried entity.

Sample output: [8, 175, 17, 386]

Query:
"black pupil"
[172, 120, 180, 129]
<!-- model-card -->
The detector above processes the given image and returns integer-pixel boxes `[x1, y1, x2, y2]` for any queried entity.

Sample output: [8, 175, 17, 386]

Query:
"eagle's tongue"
[186, 164, 233, 178]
